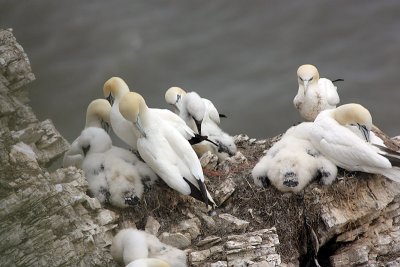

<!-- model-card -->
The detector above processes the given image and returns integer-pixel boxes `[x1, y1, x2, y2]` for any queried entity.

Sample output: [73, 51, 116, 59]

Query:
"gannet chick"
[119, 92, 216, 208]
[103, 76, 141, 150]
[63, 99, 111, 168]
[111, 228, 187, 267]
[126, 258, 170, 267]
[252, 123, 337, 193]
[293, 64, 340, 121]
[310, 103, 400, 182]
[79, 127, 146, 208]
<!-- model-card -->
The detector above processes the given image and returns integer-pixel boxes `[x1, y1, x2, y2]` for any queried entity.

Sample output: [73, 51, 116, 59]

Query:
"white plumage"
[80, 127, 156, 208]
[63, 98, 111, 168]
[165, 86, 236, 161]
[126, 258, 170, 267]
[293, 64, 340, 121]
[252, 122, 337, 193]
[119, 92, 216, 207]
[309, 103, 400, 182]
[111, 228, 187, 267]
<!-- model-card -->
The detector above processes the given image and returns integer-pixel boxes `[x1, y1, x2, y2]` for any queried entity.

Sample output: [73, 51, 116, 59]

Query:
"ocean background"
[2, 0, 400, 145]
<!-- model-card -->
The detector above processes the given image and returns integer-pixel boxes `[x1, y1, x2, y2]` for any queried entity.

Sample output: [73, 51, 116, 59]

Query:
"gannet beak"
[101, 120, 110, 133]
[135, 117, 146, 138]
[194, 119, 203, 135]
[82, 145, 90, 156]
[106, 94, 114, 106]
[357, 123, 370, 143]
[303, 80, 309, 94]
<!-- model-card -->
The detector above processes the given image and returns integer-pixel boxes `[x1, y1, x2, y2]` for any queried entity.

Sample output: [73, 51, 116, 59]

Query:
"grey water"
[2, 0, 400, 145]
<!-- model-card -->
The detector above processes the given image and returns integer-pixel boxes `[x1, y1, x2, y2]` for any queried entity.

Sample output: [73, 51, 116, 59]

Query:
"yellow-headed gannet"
[293, 64, 341, 121]
[310, 103, 400, 182]
[119, 92, 216, 208]
[63, 99, 111, 168]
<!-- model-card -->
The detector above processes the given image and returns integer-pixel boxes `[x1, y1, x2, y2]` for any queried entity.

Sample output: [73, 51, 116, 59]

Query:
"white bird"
[79, 127, 148, 208]
[165, 86, 223, 134]
[63, 99, 112, 168]
[165, 87, 236, 161]
[104, 78, 212, 150]
[103, 77, 141, 150]
[252, 122, 337, 193]
[111, 228, 187, 267]
[119, 92, 216, 208]
[126, 258, 170, 267]
[309, 103, 400, 182]
[293, 64, 341, 121]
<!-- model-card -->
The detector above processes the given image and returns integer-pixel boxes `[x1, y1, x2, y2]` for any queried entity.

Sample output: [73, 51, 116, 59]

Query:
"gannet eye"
[309, 77, 313, 81]
[299, 77, 304, 82]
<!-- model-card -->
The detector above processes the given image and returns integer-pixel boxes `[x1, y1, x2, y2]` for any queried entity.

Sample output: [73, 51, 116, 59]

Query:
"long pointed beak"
[358, 123, 370, 143]
[106, 94, 114, 106]
[194, 119, 202, 135]
[135, 117, 146, 138]
[303, 80, 309, 94]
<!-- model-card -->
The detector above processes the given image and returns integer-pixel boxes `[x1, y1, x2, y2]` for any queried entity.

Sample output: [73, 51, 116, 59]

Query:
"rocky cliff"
[1, 28, 400, 267]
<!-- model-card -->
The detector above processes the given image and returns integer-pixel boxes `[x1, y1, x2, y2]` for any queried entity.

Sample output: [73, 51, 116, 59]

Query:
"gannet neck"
[165, 86, 187, 105]
[103, 77, 130, 100]
[85, 99, 111, 128]
[333, 103, 373, 130]
[184, 92, 205, 122]
[297, 64, 320, 87]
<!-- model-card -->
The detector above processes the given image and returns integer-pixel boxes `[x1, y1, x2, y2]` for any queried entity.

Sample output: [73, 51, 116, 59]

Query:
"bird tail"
[381, 168, 400, 183]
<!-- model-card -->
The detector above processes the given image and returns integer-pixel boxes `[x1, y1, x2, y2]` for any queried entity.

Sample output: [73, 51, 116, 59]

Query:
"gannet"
[103, 77, 141, 150]
[119, 92, 216, 207]
[165, 87, 236, 160]
[165, 87, 222, 134]
[126, 258, 171, 267]
[104, 78, 213, 149]
[252, 122, 337, 193]
[63, 99, 112, 168]
[111, 228, 187, 267]
[80, 127, 147, 208]
[293, 64, 340, 121]
[310, 103, 400, 182]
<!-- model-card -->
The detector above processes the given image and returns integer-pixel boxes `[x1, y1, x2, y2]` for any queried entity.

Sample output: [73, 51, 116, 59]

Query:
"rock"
[159, 232, 191, 249]
[200, 151, 219, 169]
[214, 178, 236, 205]
[197, 235, 222, 247]
[218, 213, 249, 232]
[171, 218, 201, 240]
[210, 261, 228, 267]
[145, 216, 161, 236]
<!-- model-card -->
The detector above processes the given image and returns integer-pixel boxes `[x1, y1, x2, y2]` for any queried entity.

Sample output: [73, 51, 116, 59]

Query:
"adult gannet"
[252, 122, 337, 193]
[80, 127, 148, 208]
[119, 92, 216, 207]
[126, 258, 170, 267]
[310, 103, 400, 182]
[165, 87, 236, 160]
[293, 64, 340, 121]
[111, 228, 187, 267]
[103, 77, 141, 150]
[63, 99, 111, 168]
[104, 78, 213, 149]
[165, 87, 222, 134]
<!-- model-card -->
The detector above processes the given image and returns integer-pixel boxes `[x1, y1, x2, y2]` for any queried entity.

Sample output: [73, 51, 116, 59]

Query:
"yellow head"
[103, 77, 130, 100]
[85, 99, 111, 128]
[165, 86, 187, 105]
[297, 64, 319, 90]
[119, 92, 146, 123]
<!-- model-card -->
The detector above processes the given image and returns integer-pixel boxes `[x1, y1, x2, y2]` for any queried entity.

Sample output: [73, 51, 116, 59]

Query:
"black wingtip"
[219, 113, 227, 118]
[332, 78, 344, 83]
[183, 177, 211, 208]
